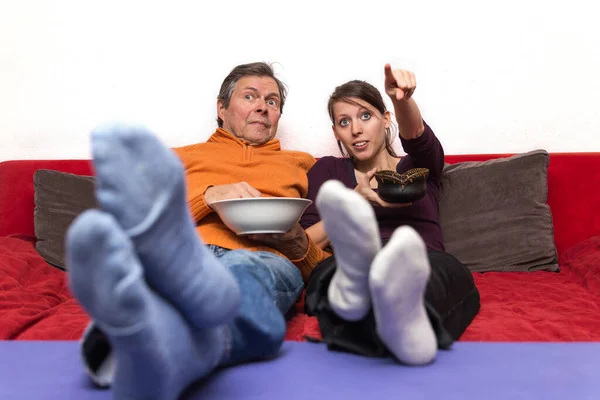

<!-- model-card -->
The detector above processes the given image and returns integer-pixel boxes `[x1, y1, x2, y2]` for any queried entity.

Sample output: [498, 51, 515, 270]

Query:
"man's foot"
[316, 180, 381, 321]
[67, 210, 230, 400]
[369, 226, 437, 365]
[90, 123, 240, 328]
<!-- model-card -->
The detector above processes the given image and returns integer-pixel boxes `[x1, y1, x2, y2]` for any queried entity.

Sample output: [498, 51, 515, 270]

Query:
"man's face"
[218, 76, 282, 145]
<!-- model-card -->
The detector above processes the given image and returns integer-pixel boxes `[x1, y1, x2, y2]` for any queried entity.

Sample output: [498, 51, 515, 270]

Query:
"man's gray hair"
[217, 62, 288, 128]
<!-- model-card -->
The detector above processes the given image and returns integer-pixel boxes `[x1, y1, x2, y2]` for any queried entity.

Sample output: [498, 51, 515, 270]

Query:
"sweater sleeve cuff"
[291, 235, 329, 283]
[188, 184, 214, 222]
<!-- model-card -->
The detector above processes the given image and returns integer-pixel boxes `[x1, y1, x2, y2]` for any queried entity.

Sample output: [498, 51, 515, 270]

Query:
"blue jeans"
[208, 246, 304, 365]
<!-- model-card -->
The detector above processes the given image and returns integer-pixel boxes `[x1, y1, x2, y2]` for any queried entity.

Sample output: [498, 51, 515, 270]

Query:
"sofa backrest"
[1, 153, 599, 256]
[0, 160, 93, 239]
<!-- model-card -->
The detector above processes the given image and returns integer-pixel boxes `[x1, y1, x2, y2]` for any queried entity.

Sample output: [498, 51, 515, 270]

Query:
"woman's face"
[331, 97, 391, 161]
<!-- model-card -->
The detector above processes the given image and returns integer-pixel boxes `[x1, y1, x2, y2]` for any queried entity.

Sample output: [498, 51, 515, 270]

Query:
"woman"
[300, 64, 480, 365]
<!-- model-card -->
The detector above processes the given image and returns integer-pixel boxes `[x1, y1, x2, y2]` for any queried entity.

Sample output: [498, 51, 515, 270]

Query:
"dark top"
[300, 122, 445, 251]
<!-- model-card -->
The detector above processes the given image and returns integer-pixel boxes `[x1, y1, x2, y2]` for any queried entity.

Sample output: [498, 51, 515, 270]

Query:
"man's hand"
[355, 168, 412, 208]
[384, 64, 416, 102]
[247, 222, 309, 260]
[205, 182, 262, 207]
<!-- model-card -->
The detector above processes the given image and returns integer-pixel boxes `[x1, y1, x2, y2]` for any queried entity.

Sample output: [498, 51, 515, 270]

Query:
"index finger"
[384, 63, 394, 80]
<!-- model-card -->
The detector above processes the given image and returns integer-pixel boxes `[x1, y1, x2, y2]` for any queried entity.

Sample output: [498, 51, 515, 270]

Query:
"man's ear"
[331, 124, 340, 141]
[217, 99, 226, 121]
[384, 111, 392, 129]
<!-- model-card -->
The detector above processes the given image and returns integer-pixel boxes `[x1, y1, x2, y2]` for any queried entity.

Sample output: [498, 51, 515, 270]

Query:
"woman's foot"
[316, 180, 381, 321]
[369, 226, 437, 365]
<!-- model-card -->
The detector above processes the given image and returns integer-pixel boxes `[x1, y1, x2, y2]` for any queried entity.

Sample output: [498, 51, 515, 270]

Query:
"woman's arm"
[384, 64, 425, 140]
[384, 64, 444, 178]
[391, 97, 425, 140]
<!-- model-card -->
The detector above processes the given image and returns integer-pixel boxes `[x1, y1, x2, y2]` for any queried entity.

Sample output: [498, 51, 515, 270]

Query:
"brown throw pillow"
[34, 170, 97, 270]
[439, 150, 559, 273]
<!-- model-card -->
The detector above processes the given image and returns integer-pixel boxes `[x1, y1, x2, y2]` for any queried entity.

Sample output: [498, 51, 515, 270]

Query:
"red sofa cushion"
[0, 236, 88, 340]
[1, 235, 600, 341]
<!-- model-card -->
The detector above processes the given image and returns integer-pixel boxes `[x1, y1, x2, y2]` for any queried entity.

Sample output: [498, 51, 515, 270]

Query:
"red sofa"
[1, 154, 599, 341]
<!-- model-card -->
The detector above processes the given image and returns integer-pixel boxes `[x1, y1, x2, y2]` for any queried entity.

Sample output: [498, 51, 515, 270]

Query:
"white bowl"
[210, 197, 313, 235]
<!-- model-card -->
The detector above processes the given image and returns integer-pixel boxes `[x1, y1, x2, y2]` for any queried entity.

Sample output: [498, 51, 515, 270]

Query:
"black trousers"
[304, 250, 481, 357]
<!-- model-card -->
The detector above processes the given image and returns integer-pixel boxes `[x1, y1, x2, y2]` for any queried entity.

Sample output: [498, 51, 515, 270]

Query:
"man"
[68, 62, 328, 400]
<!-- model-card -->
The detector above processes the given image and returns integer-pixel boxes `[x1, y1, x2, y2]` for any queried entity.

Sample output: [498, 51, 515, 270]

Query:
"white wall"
[1, 0, 599, 161]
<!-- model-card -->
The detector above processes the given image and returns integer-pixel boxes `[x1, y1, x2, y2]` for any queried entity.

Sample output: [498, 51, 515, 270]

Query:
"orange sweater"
[173, 128, 328, 281]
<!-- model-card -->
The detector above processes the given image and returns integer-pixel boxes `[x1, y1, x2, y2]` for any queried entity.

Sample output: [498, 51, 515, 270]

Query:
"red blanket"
[1, 236, 599, 341]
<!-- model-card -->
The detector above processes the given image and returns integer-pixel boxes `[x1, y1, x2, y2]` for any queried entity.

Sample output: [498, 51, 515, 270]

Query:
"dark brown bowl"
[375, 168, 429, 203]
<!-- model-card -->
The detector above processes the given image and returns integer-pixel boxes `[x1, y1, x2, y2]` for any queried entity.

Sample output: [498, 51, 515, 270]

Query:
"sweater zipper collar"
[209, 128, 281, 151]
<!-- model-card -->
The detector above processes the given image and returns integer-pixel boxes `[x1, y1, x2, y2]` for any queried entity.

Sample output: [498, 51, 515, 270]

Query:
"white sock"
[369, 226, 437, 365]
[316, 180, 381, 321]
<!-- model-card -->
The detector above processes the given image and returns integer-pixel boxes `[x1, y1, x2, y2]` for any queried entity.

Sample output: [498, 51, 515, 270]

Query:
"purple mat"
[0, 341, 597, 399]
